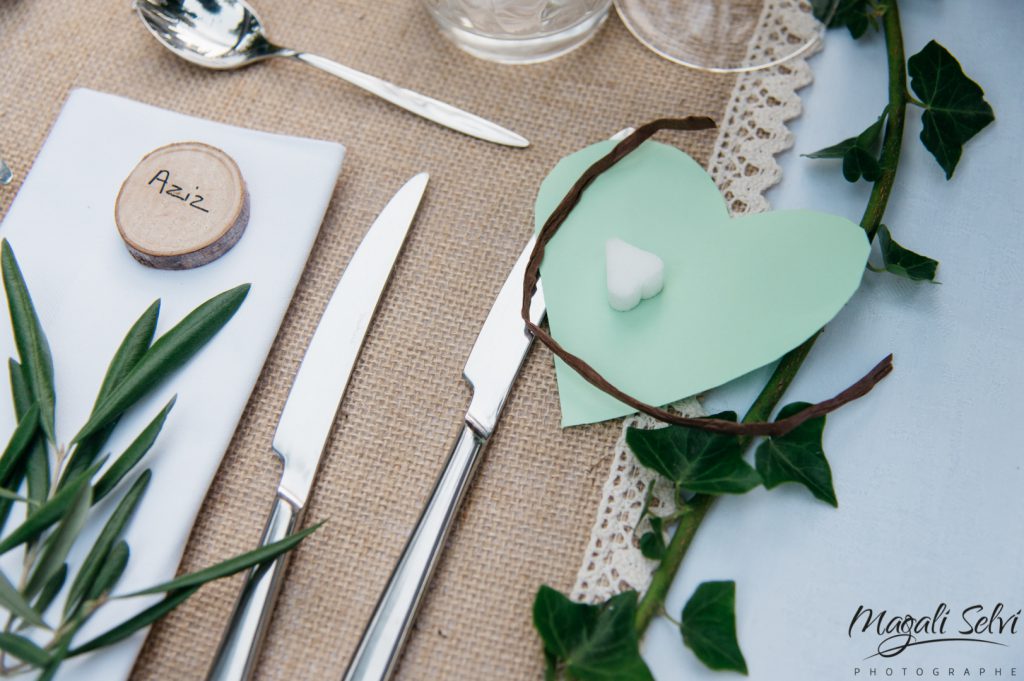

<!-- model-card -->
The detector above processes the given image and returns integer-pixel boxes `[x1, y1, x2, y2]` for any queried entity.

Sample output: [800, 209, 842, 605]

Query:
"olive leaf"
[626, 413, 761, 495]
[38, 633, 73, 681]
[755, 402, 838, 507]
[92, 400, 173, 503]
[8, 340, 51, 515]
[0, 245, 310, 677]
[61, 300, 160, 487]
[0, 402, 39, 483]
[908, 40, 994, 179]
[65, 471, 150, 617]
[85, 540, 129, 603]
[73, 284, 250, 443]
[1, 360, 37, 531]
[0, 569, 48, 630]
[680, 581, 748, 675]
[533, 586, 653, 681]
[0, 632, 51, 666]
[123, 522, 321, 596]
[804, 110, 887, 183]
[32, 564, 68, 617]
[25, 439, 50, 513]
[0, 488, 32, 504]
[876, 225, 939, 281]
[24, 484, 92, 600]
[69, 586, 199, 657]
[65, 522, 316, 661]
[1, 240, 56, 444]
[0, 458, 103, 555]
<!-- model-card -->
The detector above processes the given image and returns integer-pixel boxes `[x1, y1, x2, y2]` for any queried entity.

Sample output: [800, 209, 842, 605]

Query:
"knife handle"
[342, 422, 486, 681]
[207, 494, 302, 681]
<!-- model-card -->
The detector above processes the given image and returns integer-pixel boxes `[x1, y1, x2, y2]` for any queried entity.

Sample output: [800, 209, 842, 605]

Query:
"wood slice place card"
[115, 141, 249, 269]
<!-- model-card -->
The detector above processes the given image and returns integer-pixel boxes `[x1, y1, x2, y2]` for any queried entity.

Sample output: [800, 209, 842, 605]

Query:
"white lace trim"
[570, 398, 703, 603]
[571, 0, 822, 604]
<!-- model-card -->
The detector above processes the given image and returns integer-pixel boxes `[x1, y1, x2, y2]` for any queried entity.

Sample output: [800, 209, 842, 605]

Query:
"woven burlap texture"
[0, 1, 739, 678]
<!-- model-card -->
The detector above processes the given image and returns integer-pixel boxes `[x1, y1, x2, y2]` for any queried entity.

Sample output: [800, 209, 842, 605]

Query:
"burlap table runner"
[0, 1, 777, 678]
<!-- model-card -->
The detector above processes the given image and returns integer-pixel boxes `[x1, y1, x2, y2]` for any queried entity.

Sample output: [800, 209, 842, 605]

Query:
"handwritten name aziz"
[148, 169, 210, 213]
[849, 603, 1020, 658]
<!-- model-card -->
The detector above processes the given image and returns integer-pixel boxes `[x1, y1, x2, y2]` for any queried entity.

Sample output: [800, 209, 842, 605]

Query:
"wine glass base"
[615, 0, 835, 73]
[431, 8, 611, 65]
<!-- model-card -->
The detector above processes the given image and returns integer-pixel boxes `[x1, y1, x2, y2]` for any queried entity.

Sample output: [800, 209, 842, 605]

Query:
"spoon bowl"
[134, 0, 528, 146]
[136, 0, 286, 69]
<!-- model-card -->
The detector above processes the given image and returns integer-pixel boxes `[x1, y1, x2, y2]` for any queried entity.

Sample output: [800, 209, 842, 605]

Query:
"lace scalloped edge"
[571, 0, 823, 604]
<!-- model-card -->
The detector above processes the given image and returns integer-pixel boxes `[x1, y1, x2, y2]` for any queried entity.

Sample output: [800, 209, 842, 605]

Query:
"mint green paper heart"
[535, 139, 869, 427]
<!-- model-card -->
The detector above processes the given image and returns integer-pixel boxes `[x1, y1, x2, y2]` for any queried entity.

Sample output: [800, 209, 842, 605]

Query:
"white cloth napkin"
[643, 3, 1024, 679]
[0, 88, 345, 679]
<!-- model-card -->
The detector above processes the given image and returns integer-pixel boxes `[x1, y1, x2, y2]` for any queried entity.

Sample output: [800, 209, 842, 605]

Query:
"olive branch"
[0, 241, 316, 679]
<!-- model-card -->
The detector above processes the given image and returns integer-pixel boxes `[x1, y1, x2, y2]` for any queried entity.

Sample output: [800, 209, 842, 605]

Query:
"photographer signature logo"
[849, 603, 1019, 658]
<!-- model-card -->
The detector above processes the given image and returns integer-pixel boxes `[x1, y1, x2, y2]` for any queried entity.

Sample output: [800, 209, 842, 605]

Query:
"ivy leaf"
[639, 516, 666, 561]
[755, 402, 837, 507]
[843, 146, 881, 183]
[533, 586, 653, 681]
[876, 225, 939, 282]
[544, 649, 558, 681]
[825, 0, 877, 39]
[805, 110, 886, 183]
[680, 581, 748, 675]
[908, 40, 994, 179]
[626, 413, 761, 495]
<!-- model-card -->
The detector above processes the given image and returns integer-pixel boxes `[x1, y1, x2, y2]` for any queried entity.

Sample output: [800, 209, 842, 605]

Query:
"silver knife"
[207, 172, 430, 681]
[342, 237, 547, 681]
[341, 129, 635, 681]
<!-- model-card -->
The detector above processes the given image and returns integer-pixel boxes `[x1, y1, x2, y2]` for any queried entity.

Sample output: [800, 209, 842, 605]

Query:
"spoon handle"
[290, 52, 529, 148]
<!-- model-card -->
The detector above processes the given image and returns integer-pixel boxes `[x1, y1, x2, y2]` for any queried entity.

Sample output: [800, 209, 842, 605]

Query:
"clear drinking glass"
[615, 0, 839, 72]
[422, 0, 614, 64]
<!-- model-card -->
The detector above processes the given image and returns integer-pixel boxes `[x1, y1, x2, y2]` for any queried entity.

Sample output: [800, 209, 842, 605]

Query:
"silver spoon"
[134, 0, 529, 147]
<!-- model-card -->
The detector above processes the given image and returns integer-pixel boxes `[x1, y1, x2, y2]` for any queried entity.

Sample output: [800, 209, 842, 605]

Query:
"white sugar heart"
[605, 237, 665, 311]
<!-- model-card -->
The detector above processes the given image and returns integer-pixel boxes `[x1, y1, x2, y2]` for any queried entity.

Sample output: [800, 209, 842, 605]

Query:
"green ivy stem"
[861, 0, 907, 240]
[634, 340, 811, 632]
[635, 0, 908, 635]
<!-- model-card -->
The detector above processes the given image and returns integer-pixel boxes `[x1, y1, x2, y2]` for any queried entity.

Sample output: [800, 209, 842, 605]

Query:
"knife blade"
[207, 172, 429, 681]
[342, 237, 546, 681]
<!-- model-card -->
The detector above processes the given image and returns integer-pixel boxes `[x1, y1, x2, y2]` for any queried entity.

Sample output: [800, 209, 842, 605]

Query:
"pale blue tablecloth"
[645, 3, 1024, 679]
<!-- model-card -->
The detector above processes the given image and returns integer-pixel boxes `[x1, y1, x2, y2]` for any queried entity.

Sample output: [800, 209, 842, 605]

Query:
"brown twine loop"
[521, 117, 894, 438]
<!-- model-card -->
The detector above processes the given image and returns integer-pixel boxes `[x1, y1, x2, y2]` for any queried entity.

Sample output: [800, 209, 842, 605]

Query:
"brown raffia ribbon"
[521, 117, 894, 438]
